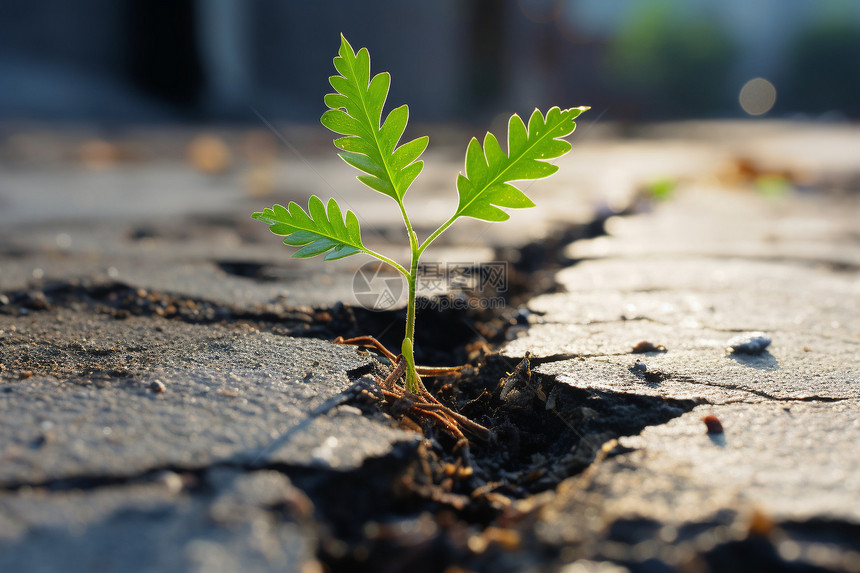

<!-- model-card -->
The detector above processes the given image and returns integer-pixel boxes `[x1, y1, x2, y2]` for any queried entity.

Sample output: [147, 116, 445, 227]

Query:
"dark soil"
[290, 349, 696, 573]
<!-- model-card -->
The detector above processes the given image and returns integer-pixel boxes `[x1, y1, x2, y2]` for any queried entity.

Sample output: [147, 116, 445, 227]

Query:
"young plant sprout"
[253, 35, 586, 411]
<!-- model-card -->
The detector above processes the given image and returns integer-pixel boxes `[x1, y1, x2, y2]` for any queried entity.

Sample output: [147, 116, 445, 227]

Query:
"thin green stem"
[402, 245, 420, 393]
[360, 247, 410, 278]
[400, 208, 460, 393]
[398, 201, 419, 253]
[417, 212, 458, 257]
[363, 235, 421, 394]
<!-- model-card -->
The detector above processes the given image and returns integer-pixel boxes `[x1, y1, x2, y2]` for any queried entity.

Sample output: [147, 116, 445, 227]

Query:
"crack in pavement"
[522, 352, 854, 405]
[642, 371, 852, 404]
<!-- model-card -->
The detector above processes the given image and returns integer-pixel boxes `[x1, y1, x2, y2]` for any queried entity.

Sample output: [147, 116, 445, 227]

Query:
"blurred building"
[0, 0, 858, 123]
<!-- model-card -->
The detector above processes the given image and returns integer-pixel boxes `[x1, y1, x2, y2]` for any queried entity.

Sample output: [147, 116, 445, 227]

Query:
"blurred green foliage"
[606, 1, 735, 117]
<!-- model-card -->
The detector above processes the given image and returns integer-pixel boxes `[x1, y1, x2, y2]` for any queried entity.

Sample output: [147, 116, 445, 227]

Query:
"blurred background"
[1, 0, 859, 237]
[1, 0, 859, 125]
[0, 0, 858, 356]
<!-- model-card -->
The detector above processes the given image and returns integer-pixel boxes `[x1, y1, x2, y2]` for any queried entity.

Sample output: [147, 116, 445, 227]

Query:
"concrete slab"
[525, 273, 860, 336]
[0, 469, 317, 573]
[537, 401, 860, 570]
[568, 190, 860, 269]
[3, 122, 860, 572]
[0, 311, 415, 486]
[505, 322, 859, 402]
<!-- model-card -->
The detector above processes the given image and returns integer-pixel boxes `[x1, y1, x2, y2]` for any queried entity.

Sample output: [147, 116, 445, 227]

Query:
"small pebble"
[701, 414, 724, 434]
[153, 470, 184, 494]
[149, 380, 166, 394]
[24, 292, 50, 310]
[0, 294, 9, 305]
[726, 331, 771, 354]
[337, 405, 362, 417]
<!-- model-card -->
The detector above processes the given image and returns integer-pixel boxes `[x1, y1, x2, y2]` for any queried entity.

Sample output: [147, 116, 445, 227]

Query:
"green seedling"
[253, 35, 586, 396]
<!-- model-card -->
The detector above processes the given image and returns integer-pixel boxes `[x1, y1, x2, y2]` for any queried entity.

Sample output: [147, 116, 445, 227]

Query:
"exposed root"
[339, 338, 490, 444]
[334, 336, 490, 442]
[333, 336, 464, 376]
[382, 361, 488, 443]
[333, 335, 399, 362]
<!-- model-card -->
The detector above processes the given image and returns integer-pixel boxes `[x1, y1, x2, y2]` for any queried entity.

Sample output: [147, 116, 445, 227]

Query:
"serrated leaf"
[455, 106, 587, 222]
[252, 196, 364, 260]
[322, 35, 428, 202]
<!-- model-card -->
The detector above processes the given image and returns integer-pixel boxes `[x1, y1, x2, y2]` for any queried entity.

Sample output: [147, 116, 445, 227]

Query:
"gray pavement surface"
[0, 312, 413, 486]
[0, 469, 317, 573]
[1, 121, 859, 572]
[505, 153, 860, 570]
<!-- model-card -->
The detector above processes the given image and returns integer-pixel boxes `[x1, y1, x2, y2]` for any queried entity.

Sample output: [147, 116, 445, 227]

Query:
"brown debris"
[701, 414, 724, 434]
[747, 508, 775, 538]
[468, 526, 520, 554]
[186, 134, 232, 175]
[632, 340, 667, 353]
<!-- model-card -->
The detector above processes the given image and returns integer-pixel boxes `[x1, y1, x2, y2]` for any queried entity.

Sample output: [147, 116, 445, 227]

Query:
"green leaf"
[252, 196, 365, 261]
[455, 106, 588, 222]
[322, 35, 428, 202]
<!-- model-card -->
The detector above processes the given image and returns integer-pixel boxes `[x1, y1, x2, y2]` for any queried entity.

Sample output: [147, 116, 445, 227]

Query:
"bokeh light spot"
[739, 77, 777, 116]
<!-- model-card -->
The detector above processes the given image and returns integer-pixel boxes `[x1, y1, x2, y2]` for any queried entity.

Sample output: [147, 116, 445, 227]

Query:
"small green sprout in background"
[253, 35, 586, 395]
[645, 178, 677, 201]
[754, 174, 792, 197]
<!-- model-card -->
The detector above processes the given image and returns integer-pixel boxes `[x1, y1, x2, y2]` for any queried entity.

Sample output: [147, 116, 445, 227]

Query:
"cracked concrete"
[536, 400, 860, 571]
[2, 122, 860, 572]
[0, 312, 418, 487]
[503, 151, 860, 570]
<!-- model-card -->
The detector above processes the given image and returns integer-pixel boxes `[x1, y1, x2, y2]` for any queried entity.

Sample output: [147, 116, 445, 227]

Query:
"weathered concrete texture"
[513, 179, 860, 569]
[0, 251, 360, 309]
[0, 310, 414, 486]
[2, 123, 859, 571]
[567, 189, 860, 269]
[554, 255, 858, 298]
[0, 469, 317, 573]
[609, 401, 860, 523]
[508, 325, 859, 402]
[0, 130, 710, 311]
[506, 189, 860, 403]
[538, 401, 860, 571]
[0, 221, 496, 310]
[528, 263, 860, 337]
